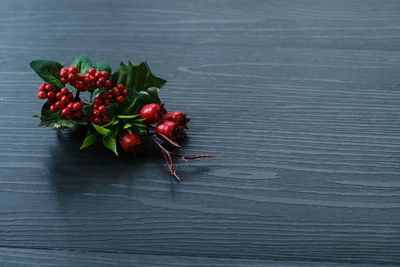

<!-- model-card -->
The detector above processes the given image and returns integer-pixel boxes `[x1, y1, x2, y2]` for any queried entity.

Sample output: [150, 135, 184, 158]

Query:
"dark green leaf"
[92, 123, 111, 136]
[80, 132, 98, 149]
[95, 61, 112, 74]
[102, 135, 118, 155]
[71, 54, 93, 74]
[29, 60, 64, 88]
[147, 87, 160, 102]
[113, 62, 127, 86]
[125, 61, 135, 89]
[56, 120, 77, 128]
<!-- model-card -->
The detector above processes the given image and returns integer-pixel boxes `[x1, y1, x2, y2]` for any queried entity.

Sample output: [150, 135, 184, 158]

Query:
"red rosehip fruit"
[119, 131, 143, 154]
[140, 103, 166, 125]
[156, 120, 180, 141]
[163, 111, 190, 129]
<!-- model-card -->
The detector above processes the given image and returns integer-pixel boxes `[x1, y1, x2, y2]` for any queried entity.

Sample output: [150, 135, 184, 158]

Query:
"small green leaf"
[29, 60, 64, 88]
[56, 120, 77, 128]
[121, 96, 138, 114]
[71, 54, 93, 74]
[102, 135, 118, 155]
[123, 123, 132, 129]
[95, 61, 112, 73]
[80, 132, 98, 149]
[117, 114, 139, 119]
[92, 123, 111, 136]
[92, 88, 108, 97]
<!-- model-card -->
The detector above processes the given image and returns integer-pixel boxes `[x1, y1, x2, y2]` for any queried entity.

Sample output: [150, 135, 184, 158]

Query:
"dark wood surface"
[0, 0, 399, 266]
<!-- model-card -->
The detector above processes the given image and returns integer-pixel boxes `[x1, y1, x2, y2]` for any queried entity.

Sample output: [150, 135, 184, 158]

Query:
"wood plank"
[0, 0, 399, 265]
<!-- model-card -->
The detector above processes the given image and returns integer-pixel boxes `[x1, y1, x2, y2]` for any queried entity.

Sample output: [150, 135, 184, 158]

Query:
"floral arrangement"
[30, 54, 211, 181]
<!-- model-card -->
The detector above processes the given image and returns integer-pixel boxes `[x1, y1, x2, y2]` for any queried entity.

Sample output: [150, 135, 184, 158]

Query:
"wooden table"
[0, 0, 399, 266]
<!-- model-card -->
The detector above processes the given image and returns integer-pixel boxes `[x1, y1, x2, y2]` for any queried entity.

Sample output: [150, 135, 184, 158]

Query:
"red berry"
[61, 78, 68, 84]
[61, 96, 70, 105]
[69, 66, 78, 74]
[118, 131, 143, 153]
[61, 88, 69, 95]
[37, 91, 47, 99]
[38, 83, 46, 91]
[61, 108, 70, 116]
[94, 98, 103, 105]
[116, 96, 125, 103]
[67, 103, 74, 109]
[111, 88, 120, 96]
[75, 82, 84, 90]
[117, 84, 125, 90]
[102, 116, 110, 124]
[84, 77, 91, 85]
[122, 89, 128, 96]
[140, 103, 165, 125]
[75, 111, 83, 118]
[155, 121, 177, 140]
[163, 111, 190, 129]
[60, 71, 69, 78]
[45, 84, 53, 91]
[94, 117, 102, 125]
[54, 101, 61, 110]
[98, 105, 106, 113]
[94, 72, 102, 79]
[50, 105, 58, 112]
[61, 67, 68, 73]
[101, 71, 109, 78]
[73, 102, 82, 110]
[77, 73, 85, 80]
[104, 80, 112, 88]
[93, 110, 101, 117]
[47, 91, 56, 99]
[68, 73, 76, 82]
[104, 100, 110, 106]
[88, 68, 96, 76]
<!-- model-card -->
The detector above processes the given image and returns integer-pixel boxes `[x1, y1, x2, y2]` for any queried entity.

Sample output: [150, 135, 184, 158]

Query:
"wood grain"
[0, 0, 399, 265]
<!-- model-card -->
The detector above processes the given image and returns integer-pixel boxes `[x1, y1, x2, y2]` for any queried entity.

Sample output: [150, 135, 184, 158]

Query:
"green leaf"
[117, 114, 139, 119]
[139, 91, 159, 104]
[56, 120, 77, 128]
[80, 132, 98, 149]
[121, 96, 138, 114]
[29, 60, 64, 88]
[147, 87, 160, 102]
[125, 61, 135, 89]
[92, 123, 111, 136]
[71, 54, 93, 74]
[123, 123, 132, 129]
[92, 88, 108, 97]
[102, 135, 118, 155]
[37, 103, 62, 126]
[95, 61, 112, 73]
[112, 62, 127, 86]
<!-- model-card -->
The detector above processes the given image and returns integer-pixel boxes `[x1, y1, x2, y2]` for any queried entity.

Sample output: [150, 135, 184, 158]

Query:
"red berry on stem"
[94, 117, 102, 125]
[73, 102, 82, 110]
[61, 108, 70, 116]
[47, 91, 56, 99]
[104, 80, 112, 88]
[45, 84, 53, 91]
[98, 105, 106, 113]
[119, 131, 143, 153]
[101, 71, 109, 78]
[61, 78, 68, 84]
[50, 105, 58, 112]
[68, 73, 76, 82]
[37, 91, 47, 99]
[140, 103, 165, 125]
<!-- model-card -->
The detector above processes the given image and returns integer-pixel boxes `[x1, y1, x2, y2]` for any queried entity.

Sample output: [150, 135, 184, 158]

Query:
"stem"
[75, 90, 81, 101]
[146, 126, 212, 182]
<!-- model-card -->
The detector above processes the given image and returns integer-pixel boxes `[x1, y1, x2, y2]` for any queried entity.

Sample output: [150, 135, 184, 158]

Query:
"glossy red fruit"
[73, 102, 82, 110]
[88, 68, 96, 76]
[163, 111, 190, 129]
[119, 131, 143, 154]
[140, 103, 165, 125]
[69, 66, 78, 74]
[155, 120, 177, 140]
[116, 96, 125, 103]
[37, 91, 47, 99]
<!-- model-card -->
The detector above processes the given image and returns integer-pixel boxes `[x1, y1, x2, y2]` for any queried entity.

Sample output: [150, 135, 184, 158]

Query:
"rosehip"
[37, 91, 47, 99]
[163, 111, 190, 129]
[156, 120, 178, 140]
[118, 131, 143, 154]
[140, 103, 166, 125]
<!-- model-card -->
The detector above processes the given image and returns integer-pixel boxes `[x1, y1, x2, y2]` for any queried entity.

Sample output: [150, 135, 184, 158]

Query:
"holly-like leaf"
[102, 135, 118, 155]
[125, 61, 135, 89]
[29, 60, 64, 88]
[95, 61, 112, 74]
[71, 54, 93, 74]
[80, 131, 98, 149]
[147, 87, 160, 102]
[112, 62, 127, 86]
[92, 123, 111, 136]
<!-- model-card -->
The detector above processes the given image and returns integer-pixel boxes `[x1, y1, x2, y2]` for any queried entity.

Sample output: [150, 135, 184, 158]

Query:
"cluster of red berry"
[119, 103, 190, 153]
[90, 84, 128, 125]
[61, 101, 83, 119]
[60, 67, 112, 91]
